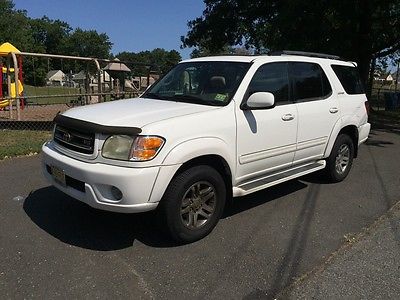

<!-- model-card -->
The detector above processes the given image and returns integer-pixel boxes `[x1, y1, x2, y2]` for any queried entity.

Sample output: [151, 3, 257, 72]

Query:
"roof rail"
[269, 50, 342, 60]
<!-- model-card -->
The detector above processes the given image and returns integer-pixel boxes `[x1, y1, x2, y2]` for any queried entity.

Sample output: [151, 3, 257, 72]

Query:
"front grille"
[54, 125, 95, 154]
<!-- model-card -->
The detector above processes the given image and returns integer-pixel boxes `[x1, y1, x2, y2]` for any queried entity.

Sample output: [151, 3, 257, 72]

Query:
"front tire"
[325, 134, 354, 182]
[159, 165, 226, 243]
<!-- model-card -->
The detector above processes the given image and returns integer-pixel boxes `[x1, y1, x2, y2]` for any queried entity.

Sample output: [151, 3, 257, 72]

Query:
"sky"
[13, 0, 205, 59]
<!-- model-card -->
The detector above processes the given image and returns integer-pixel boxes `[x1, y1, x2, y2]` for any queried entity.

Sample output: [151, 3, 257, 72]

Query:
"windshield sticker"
[214, 94, 228, 101]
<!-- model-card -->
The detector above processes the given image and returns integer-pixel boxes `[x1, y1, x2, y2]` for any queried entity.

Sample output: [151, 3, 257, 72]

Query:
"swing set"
[0, 42, 159, 122]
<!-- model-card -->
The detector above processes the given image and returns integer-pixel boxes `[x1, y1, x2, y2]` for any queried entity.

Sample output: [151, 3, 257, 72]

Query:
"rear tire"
[159, 165, 226, 243]
[325, 134, 354, 182]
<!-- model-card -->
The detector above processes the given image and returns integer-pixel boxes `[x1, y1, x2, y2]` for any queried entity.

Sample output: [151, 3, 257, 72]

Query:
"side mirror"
[244, 92, 275, 109]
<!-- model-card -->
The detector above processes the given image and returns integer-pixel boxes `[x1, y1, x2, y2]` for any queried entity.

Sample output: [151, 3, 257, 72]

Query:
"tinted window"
[290, 62, 332, 101]
[331, 65, 364, 94]
[248, 62, 289, 104]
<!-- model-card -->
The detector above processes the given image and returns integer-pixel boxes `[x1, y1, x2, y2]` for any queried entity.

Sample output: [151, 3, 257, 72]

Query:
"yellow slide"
[0, 80, 23, 108]
[0, 99, 11, 109]
[0, 42, 24, 109]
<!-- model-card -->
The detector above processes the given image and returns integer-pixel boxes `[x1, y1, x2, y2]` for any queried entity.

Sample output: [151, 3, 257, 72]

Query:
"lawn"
[24, 85, 80, 105]
[23, 85, 138, 105]
[0, 129, 52, 160]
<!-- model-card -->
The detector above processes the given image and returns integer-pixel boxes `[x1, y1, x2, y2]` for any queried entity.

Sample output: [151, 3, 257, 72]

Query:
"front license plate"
[51, 165, 66, 187]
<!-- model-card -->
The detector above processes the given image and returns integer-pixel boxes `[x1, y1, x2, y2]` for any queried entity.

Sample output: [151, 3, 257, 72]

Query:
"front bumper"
[42, 142, 160, 213]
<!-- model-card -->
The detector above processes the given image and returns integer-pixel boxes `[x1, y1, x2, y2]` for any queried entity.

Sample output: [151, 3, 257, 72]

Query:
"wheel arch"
[149, 138, 234, 203]
[173, 154, 233, 194]
[338, 125, 359, 157]
[325, 121, 359, 158]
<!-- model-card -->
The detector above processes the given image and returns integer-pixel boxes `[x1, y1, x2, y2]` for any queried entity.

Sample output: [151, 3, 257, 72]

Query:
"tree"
[190, 45, 254, 58]
[63, 28, 112, 58]
[58, 28, 113, 76]
[0, 0, 33, 51]
[116, 48, 181, 75]
[0, 1, 113, 86]
[182, 0, 400, 93]
[29, 16, 72, 54]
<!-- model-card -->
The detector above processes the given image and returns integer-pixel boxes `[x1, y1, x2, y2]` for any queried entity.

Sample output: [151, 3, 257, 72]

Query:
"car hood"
[62, 97, 219, 128]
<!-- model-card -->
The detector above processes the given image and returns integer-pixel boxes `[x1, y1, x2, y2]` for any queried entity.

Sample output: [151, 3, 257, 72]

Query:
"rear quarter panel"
[323, 68, 369, 157]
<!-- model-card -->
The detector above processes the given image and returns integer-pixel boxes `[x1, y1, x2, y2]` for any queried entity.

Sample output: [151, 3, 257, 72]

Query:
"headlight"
[102, 135, 134, 160]
[102, 135, 165, 161]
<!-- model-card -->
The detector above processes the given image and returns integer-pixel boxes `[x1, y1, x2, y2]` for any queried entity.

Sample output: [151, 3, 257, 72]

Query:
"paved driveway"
[0, 129, 399, 299]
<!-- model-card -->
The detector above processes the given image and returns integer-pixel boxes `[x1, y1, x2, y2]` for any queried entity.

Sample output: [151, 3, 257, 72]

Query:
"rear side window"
[331, 65, 364, 94]
[290, 62, 332, 101]
[248, 62, 289, 104]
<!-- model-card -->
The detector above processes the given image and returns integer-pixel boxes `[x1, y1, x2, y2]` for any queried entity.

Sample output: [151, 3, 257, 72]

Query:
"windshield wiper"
[143, 92, 169, 100]
[169, 94, 201, 102]
[170, 94, 224, 106]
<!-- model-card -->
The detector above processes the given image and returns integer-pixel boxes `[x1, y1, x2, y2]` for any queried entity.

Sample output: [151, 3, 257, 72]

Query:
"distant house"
[374, 72, 395, 84]
[391, 72, 399, 84]
[92, 70, 113, 84]
[386, 74, 394, 82]
[46, 70, 66, 86]
[103, 58, 131, 73]
[72, 70, 89, 87]
[73, 70, 113, 90]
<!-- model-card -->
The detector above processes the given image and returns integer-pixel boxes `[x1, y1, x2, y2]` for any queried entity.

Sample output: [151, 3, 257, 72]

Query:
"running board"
[233, 160, 326, 197]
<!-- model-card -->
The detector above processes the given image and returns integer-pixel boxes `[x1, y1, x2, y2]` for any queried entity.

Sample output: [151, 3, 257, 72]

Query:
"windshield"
[142, 61, 250, 106]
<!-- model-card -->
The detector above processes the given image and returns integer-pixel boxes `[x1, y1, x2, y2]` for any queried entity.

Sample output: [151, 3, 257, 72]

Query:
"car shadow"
[365, 139, 394, 147]
[23, 187, 175, 250]
[244, 182, 321, 299]
[298, 170, 333, 185]
[370, 119, 400, 137]
[23, 180, 309, 251]
[223, 179, 307, 218]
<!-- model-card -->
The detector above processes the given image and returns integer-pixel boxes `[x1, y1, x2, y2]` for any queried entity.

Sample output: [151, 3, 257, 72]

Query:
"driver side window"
[248, 62, 290, 105]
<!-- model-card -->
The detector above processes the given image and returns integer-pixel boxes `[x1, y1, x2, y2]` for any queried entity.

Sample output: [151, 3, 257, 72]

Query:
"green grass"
[23, 85, 139, 105]
[0, 130, 51, 160]
[24, 85, 80, 105]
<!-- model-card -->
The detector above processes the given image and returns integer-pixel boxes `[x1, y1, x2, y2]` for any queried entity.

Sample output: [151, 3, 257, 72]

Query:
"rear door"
[331, 64, 369, 129]
[290, 62, 340, 165]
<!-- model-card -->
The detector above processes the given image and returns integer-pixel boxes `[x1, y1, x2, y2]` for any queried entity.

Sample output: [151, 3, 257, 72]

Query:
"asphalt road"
[285, 201, 400, 299]
[0, 128, 399, 299]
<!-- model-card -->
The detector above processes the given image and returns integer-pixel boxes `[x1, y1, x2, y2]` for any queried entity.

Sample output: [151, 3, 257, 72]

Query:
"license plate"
[51, 165, 66, 187]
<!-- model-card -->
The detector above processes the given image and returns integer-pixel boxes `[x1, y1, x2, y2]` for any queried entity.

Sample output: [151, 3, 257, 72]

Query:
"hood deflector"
[54, 114, 142, 135]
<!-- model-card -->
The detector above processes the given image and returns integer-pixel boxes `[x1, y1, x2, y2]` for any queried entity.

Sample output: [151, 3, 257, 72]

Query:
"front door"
[236, 62, 298, 183]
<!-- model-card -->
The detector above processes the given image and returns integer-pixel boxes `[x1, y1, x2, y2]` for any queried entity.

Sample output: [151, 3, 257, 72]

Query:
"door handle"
[329, 107, 339, 113]
[282, 114, 295, 121]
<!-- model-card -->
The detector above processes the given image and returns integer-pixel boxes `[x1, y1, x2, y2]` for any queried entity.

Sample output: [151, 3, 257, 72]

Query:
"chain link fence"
[0, 51, 160, 159]
[370, 87, 400, 111]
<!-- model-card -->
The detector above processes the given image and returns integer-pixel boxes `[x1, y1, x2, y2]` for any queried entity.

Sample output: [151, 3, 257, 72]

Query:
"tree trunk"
[357, 0, 373, 98]
[366, 57, 376, 99]
[358, 53, 372, 91]
[362, 57, 376, 99]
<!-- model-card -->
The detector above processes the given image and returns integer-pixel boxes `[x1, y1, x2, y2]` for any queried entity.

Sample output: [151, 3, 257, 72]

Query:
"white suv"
[42, 51, 370, 243]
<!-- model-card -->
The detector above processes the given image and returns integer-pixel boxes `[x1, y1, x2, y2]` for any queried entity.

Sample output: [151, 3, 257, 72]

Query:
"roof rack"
[269, 50, 342, 60]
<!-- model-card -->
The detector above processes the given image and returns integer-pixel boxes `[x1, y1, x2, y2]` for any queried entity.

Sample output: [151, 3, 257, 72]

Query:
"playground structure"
[0, 43, 25, 111]
[0, 42, 159, 124]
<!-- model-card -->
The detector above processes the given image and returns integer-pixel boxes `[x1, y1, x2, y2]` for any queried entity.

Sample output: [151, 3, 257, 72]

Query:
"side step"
[233, 160, 326, 197]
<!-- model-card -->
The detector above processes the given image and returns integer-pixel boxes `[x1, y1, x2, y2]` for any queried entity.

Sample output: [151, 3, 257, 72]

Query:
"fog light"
[111, 186, 123, 200]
